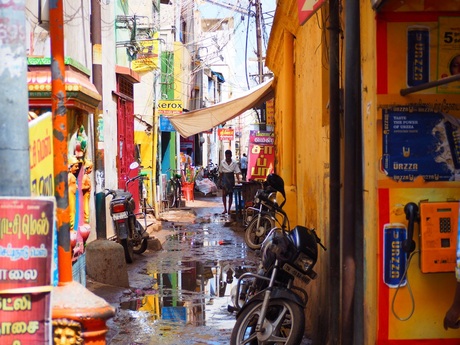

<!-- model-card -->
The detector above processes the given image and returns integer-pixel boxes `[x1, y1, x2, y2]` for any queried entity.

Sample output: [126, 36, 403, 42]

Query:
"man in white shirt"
[218, 150, 241, 214]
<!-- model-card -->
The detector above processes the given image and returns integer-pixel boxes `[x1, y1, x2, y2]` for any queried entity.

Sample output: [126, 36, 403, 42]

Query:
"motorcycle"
[105, 162, 149, 263]
[229, 205, 326, 345]
[203, 161, 219, 184]
[244, 173, 286, 250]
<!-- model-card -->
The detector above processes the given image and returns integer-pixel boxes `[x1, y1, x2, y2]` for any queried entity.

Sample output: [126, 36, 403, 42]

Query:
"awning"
[167, 78, 274, 138]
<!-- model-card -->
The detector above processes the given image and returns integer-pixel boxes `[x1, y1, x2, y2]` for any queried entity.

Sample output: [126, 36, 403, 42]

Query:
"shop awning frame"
[166, 78, 274, 138]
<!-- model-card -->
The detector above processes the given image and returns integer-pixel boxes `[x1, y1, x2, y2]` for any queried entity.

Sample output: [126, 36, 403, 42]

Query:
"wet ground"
[87, 193, 261, 344]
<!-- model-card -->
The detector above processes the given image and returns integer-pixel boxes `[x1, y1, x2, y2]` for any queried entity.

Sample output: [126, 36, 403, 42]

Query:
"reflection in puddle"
[115, 224, 259, 344]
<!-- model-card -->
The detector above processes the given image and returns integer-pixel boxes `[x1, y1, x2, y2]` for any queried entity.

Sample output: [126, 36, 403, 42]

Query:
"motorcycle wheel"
[133, 221, 148, 254]
[120, 238, 134, 264]
[244, 215, 275, 250]
[230, 298, 305, 345]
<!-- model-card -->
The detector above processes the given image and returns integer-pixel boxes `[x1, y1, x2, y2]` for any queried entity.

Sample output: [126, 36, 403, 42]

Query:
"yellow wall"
[267, 0, 460, 344]
[267, 1, 331, 340]
[360, 2, 379, 344]
[135, 129, 154, 207]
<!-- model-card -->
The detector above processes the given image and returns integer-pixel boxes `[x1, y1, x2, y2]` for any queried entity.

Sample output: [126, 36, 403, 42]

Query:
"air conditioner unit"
[38, 0, 50, 31]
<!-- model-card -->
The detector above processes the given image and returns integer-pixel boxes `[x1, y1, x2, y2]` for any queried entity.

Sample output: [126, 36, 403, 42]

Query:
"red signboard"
[247, 130, 275, 181]
[297, 0, 326, 25]
[0, 197, 55, 344]
[218, 128, 235, 141]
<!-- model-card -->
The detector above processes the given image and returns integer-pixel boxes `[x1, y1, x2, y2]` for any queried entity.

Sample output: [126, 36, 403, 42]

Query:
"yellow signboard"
[131, 39, 159, 73]
[157, 100, 183, 115]
[29, 112, 54, 196]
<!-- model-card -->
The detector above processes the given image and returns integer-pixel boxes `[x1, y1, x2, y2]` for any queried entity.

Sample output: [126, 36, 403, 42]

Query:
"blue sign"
[382, 108, 458, 182]
[160, 116, 176, 132]
[407, 26, 430, 87]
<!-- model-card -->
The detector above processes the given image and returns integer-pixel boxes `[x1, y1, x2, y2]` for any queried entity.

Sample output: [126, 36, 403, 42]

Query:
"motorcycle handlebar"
[125, 174, 148, 190]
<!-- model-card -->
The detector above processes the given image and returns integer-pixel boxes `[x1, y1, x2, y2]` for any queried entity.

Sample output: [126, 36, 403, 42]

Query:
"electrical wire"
[391, 250, 419, 321]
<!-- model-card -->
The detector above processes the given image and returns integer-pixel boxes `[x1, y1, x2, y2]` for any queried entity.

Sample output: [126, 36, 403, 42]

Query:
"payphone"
[418, 201, 459, 273]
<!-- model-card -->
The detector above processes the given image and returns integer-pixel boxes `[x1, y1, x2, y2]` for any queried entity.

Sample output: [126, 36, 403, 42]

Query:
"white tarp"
[166, 79, 274, 138]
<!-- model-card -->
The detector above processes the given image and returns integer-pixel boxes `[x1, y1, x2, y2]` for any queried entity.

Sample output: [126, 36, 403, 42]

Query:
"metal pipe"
[342, 0, 364, 343]
[91, 0, 107, 239]
[328, 0, 341, 343]
[400, 74, 460, 96]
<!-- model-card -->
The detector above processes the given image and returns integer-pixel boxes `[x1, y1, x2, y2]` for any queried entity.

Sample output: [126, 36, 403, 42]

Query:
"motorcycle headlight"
[294, 253, 314, 273]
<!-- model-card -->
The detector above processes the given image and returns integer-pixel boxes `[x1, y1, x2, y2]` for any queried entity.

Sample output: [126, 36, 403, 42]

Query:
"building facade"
[267, 0, 460, 343]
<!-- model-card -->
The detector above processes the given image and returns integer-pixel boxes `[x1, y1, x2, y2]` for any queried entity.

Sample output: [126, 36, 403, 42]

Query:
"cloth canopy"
[166, 78, 274, 138]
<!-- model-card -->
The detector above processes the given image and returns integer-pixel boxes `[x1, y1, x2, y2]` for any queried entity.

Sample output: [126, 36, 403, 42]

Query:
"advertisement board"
[247, 130, 275, 181]
[0, 197, 55, 345]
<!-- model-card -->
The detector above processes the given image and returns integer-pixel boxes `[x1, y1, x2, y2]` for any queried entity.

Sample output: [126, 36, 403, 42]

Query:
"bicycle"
[137, 171, 154, 216]
[165, 169, 182, 209]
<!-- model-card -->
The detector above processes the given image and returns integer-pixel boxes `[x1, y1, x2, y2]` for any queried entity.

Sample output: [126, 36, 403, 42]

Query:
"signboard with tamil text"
[247, 131, 275, 181]
[218, 128, 235, 141]
[0, 197, 55, 344]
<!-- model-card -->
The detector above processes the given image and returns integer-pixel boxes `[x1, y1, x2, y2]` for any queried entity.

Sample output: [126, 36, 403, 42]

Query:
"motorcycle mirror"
[129, 162, 139, 170]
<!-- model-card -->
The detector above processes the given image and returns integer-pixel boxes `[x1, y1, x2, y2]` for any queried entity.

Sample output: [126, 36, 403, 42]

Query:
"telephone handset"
[402, 202, 419, 254]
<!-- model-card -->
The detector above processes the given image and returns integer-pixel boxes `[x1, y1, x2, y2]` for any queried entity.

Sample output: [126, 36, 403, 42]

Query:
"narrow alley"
[87, 194, 260, 344]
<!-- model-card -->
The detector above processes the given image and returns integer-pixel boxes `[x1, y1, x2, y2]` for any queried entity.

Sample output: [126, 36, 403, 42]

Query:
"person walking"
[218, 150, 241, 214]
[240, 153, 248, 181]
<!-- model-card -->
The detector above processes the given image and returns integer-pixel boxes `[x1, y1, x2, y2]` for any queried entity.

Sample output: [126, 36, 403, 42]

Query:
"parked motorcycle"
[203, 161, 219, 184]
[244, 173, 286, 250]
[105, 162, 149, 263]
[229, 205, 326, 344]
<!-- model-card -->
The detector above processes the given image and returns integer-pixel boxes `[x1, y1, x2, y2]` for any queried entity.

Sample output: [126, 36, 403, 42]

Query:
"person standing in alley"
[240, 153, 248, 181]
[218, 150, 241, 214]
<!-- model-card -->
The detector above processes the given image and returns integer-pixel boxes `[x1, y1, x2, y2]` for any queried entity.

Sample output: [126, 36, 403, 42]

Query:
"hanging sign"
[297, 0, 326, 25]
[218, 128, 235, 141]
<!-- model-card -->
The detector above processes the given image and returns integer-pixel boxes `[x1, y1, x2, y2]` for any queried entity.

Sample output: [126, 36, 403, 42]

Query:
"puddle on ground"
[112, 223, 259, 345]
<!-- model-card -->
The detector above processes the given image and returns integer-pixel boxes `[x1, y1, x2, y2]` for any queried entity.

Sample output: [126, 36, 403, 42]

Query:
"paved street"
[87, 193, 260, 344]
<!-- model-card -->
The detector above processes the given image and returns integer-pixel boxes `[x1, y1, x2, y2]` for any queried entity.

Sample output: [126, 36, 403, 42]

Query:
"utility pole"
[253, 0, 266, 129]
[0, 1, 30, 197]
[91, 0, 107, 239]
[254, 0, 264, 85]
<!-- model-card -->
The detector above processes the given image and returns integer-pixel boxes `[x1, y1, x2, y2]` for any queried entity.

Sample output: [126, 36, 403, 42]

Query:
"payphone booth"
[376, 6, 460, 343]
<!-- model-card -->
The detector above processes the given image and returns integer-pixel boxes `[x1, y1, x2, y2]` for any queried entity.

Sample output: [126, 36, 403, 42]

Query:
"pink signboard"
[247, 130, 275, 181]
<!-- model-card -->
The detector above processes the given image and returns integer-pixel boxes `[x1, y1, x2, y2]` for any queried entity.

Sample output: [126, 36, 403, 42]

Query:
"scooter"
[105, 162, 149, 263]
[229, 205, 326, 345]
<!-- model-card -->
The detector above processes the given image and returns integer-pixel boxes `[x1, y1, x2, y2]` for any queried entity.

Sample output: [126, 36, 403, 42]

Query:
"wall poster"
[382, 107, 460, 182]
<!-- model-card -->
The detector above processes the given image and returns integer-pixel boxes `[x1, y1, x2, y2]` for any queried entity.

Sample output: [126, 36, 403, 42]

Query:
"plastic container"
[182, 182, 194, 201]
